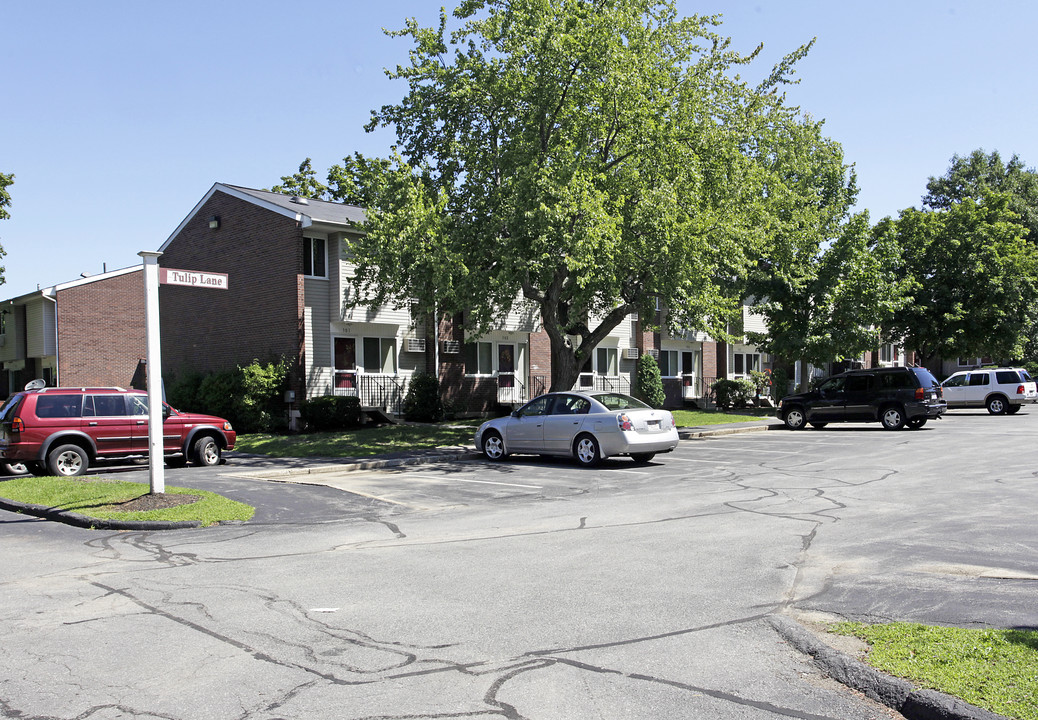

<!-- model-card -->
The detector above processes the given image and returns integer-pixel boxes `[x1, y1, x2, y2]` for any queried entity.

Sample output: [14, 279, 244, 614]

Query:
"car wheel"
[574, 434, 601, 467]
[907, 418, 927, 429]
[47, 444, 89, 477]
[192, 436, 221, 466]
[809, 422, 828, 430]
[482, 431, 507, 461]
[1, 461, 29, 476]
[986, 396, 1008, 415]
[630, 453, 655, 464]
[880, 406, 906, 430]
[1006, 404, 1022, 415]
[783, 407, 806, 430]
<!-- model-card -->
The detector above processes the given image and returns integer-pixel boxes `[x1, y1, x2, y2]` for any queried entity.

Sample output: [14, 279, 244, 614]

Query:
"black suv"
[777, 366, 946, 430]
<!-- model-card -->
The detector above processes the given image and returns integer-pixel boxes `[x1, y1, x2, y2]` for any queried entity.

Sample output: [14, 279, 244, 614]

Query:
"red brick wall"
[158, 191, 304, 391]
[529, 328, 551, 391]
[56, 270, 146, 388]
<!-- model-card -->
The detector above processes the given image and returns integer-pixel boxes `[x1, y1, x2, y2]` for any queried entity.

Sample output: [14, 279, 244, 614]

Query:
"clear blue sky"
[2, 0, 1036, 299]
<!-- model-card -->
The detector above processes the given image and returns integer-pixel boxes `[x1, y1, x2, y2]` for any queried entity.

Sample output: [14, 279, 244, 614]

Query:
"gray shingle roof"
[223, 184, 367, 226]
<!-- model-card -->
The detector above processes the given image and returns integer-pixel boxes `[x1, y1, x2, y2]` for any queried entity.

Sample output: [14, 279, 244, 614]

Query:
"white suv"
[940, 367, 1038, 414]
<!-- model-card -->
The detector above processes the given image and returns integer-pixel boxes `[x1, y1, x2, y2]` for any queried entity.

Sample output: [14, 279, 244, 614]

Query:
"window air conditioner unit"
[647, 349, 659, 359]
[406, 337, 427, 353]
[623, 347, 640, 360]
[442, 340, 461, 354]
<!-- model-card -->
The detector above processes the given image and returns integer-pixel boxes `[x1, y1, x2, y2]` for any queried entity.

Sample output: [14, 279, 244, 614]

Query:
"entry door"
[335, 337, 357, 391]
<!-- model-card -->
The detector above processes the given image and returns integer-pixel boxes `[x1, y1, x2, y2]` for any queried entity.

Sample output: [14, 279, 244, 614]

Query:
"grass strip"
[831, 622, 1038, 720]
[0, 476, 254, 527]
[236, 423, 477, 458]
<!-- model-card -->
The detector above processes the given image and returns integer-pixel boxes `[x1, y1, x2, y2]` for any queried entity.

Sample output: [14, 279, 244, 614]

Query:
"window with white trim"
[660, 350, 698, 378]
[464, 342, 494, 375]
[595, 347, 618, 376]
[733, 353, 761, 378]
[304, 237, 327, 278]
[362, 337, 396, 374]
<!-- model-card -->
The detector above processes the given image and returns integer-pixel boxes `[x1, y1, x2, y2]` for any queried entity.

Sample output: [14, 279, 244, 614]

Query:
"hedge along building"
[157, 183, 740, 418]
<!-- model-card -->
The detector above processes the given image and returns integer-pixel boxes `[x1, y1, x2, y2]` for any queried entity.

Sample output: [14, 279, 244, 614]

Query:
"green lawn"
[672, 407, 774, 427]
[0, 475, 254, 527]
[236, 423, 477, 458]
[831, 622, 1038, 720]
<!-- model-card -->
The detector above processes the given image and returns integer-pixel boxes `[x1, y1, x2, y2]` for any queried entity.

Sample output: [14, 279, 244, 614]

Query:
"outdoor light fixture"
[209, 215, 220, 230]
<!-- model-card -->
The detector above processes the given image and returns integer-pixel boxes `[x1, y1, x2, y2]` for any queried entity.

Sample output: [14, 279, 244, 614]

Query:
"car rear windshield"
[0, 394, 25, 422]
[911, 368, 941, 389]
[594, 393, 650, 411]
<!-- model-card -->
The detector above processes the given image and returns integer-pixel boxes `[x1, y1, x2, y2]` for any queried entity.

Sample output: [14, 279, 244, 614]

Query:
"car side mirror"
[511, 410, 520, 418]
[162, 405, 172, 420]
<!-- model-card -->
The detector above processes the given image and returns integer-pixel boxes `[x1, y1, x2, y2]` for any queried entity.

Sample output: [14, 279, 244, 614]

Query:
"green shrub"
[402, 372, 444, 422]
[634, 353, 666, 408]
[164, 358, 291, 433]
[711, 378, 755, 409]
[299, 395, 362, 432]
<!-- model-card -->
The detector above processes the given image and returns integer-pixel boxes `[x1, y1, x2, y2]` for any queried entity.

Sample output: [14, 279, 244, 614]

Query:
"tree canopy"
[332, 0, 854, 391]
[924, 149, 1038, 243]
[876, 192, 1038, 364]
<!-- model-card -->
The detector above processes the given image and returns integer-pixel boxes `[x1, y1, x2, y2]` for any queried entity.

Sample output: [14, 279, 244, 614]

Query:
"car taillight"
[617, 413, 634, 431]
[1016, 385, 1025, 395]
[10, 417, 23, 433]
[915, 388, 925, 400]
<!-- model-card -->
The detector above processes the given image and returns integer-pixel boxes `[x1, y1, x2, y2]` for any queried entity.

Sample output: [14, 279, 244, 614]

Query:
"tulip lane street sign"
[160, 268, 229, 290]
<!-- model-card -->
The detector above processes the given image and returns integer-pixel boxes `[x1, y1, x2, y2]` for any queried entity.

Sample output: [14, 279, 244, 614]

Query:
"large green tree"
[337, 0, 851, 391]
[876, 193, 1038, 364]
[743, 114, 904, 373]
[924, 149, 1038, 243]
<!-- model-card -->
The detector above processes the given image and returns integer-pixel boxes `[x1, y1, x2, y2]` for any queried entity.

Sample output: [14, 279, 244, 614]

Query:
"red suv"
[0, 386, 236, 477]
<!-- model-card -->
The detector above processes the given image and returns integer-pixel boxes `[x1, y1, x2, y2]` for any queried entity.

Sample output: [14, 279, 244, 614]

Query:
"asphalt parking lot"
[2, 409, 1035, 719]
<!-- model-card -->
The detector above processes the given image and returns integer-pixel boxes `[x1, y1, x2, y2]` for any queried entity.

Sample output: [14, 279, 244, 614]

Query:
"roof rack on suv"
[37, 386, 128, 392]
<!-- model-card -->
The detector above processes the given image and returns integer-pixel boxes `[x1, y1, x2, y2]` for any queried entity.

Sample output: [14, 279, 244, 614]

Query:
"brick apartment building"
[0, 266, 146, 396]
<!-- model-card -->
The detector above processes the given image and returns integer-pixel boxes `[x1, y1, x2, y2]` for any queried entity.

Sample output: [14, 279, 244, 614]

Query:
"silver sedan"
[474, 391, 679, 466]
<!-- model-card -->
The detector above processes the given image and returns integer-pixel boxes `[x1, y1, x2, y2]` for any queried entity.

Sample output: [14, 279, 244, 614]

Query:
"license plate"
[647, 420, 660, 428]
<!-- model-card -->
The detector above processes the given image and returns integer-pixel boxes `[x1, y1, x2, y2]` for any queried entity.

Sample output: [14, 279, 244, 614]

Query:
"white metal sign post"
[139, 253, 229, 495]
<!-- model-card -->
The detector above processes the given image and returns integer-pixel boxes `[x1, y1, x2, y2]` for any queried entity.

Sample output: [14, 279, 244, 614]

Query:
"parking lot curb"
[768, 615, 1010, 720]
[0, 496, 201, 531]
[679, 422, 784, 439]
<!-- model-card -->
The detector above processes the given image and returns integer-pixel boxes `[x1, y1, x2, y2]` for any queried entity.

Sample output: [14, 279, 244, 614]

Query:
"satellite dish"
[24, 378, 47, 391]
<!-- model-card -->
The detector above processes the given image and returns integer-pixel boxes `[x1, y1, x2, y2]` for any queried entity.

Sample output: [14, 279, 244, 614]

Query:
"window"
[35, 395, 82, 419]
[659, 350, 678, 377]
[362, 337, 396, 374]
[304, 237, 327, 278]
[596, 347, 618, 376]
[879, 344, 895, 363]
[734, 353, 761, 377]
[845, 375, 871, 392]
[552, 395, 591, 415]
[518, 395, 553, 417]
[465, 342, 494, 375]
[84, 395, 127, 417]
[967, 373, 990, 387]
[659, 350, 697, 377]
